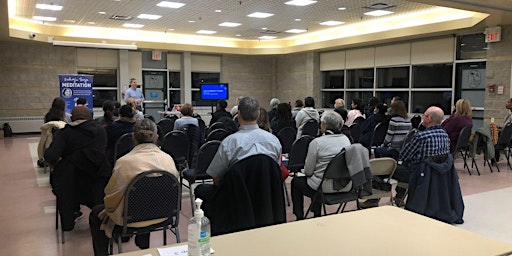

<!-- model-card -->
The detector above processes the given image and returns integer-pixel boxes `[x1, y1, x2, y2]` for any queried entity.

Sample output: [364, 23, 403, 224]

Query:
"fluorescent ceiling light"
[285, 0, 317, 7]
[338, 7, 347, 10]
[258, 35, 277, 40]
[157, 1, 185, 8]
[122, 23, 144, 28]
[137, 14, 162, 20]
[53, 41, 137, 50]
[215, 10, 222, 13]
[247, 12, 274, 18]
[63, 20, 75, 23]
[33, 16, 57, 22]
[87, 22, 96, 24]
[364, 10, 394, 16]
[320, 20, 344, 26]
[285, 29, 307, 33]
[219, 22, 241, 27]
[98, 12, 106, 15]
[196, 30, 217, 35]
[35, 4, 63, 11]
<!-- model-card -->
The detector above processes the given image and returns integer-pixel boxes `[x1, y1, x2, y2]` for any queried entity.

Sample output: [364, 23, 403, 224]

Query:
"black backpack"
[3, 123, 13, 137]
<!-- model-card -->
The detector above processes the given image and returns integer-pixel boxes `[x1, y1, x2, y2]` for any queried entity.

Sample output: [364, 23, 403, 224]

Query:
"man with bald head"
[393, 106, 450, 205]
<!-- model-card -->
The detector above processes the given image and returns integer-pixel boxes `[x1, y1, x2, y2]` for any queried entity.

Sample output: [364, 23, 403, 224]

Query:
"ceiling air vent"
[109, 15, 133, 21]
[365, 2, 394, 10]
[261, 30, 280, 35]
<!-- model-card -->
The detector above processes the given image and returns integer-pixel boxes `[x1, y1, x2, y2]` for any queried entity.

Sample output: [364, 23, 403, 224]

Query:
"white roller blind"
[411, 37, 454, 64]
[167, 53, 181, 71]
[77, 48, 118, 68]
[320, 51, 345, 71]
[346, 48, 374, 69]
[191, 55, 221, 72]
[375, 43, 411, 66]
[128, 51, 142, 82]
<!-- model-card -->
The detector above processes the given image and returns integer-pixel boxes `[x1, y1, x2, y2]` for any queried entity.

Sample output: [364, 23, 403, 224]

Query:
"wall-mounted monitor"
[200, 83, 229, 100]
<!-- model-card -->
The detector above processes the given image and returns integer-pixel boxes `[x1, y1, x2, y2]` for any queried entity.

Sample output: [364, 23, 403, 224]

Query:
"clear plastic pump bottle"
[188, 198, 211, 256]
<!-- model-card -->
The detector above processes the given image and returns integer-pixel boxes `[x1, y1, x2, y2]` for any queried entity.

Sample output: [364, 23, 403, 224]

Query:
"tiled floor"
[1, 135, 512, 256]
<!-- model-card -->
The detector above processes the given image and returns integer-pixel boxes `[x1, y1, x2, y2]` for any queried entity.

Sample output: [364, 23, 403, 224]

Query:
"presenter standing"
[124, 78, 144, 111]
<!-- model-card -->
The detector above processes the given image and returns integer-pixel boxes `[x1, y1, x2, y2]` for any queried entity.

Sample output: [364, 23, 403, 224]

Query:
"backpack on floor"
[3, 123, 13, 137]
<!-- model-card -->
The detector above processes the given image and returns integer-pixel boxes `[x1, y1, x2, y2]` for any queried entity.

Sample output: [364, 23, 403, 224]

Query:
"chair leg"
[117, 235, 123, 253]
[189, 182, 195, 212]
[175, 226, 181, 243]
[460, 150, 471, 175]
[109, 238, 113, 255]
[471, 158, 481, 176]
[163, 228, 167, 245]
[283, 182, 290, 207]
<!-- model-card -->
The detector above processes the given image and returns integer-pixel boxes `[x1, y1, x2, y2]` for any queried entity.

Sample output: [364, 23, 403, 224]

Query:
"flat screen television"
[200, 83, 229, 100]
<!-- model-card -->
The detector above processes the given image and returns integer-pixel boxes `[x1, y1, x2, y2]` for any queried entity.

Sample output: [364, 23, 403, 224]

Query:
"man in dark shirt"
[210, 100, 232, 126]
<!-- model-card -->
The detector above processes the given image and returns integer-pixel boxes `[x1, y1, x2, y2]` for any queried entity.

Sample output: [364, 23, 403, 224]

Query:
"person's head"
[304, 97, 315, 108]
[391, 96, 401, 104]
[129, 78, 137, 89]
[321, 111, 344, 134]
[71, 105, 92, 122]
[374, 103, 388, 116]
[180, 103, 194, 117]
[276, 102, 292, 120]
[119, 104, 135, 118]
[133, 118, 158, 145]
[368, 97, 380, 108]
[453, 99, 472, 118]
[51, 97, 66, 111]
[76, 97, 87, 106]
[217, 100, 227, 110]
[295, 99, 304, 108]
[334, 98, 345, 109]
[102, 100, 115, 112]
[351, 98, 364, 113]
[126, 98, 137, 111]
[270, 98, 280, 109]
[506, 98, 512, 110]
[238, 97, 260, 124]
[257, 107, 270, 131]
[217, 116, 238, 134]
[422, 106, 444, 128]
[390, 100, 408, 118]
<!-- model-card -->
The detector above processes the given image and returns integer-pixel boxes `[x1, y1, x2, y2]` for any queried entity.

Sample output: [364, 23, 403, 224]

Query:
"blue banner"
[59, 74, 94, 114]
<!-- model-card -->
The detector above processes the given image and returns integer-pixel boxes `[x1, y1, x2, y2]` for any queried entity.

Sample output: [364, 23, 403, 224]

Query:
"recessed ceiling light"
[319, 20, 344, 26]
[262, 27, 268, 30]
[235, 34, 241, 37]
[157, 1, 186, 9]
[137, 14, 162, 20]
[295, 19, 301, 21]
[63, 20, 76, 23]
[122, 23, 144, 28]
[35, 4, 63, 11]
[285, 0, 317, 7]
[215, 10, 222, 13]
[338, 7, 346, 10]
[364, 10, 393, 16]
[188, 20, 195, 23]
[168, 28, 175, 31]
[219, 22, 241, 27]
[247, 12, 274, 18]
[98, 11, 106, 15]
[87, 22, 96, 24]
[258, 35, 277, 40]
[33, 16, 57, 22]
[285, 29, 307, 33]
[196, 30, 217, 35]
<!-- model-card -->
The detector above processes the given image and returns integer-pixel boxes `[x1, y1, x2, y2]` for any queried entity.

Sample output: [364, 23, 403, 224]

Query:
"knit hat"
[119, 105, 135, 118]
[71, 105, 92, 121]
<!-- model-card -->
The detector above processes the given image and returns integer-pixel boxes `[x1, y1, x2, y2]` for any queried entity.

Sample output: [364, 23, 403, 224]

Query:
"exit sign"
[485, 26, 501, 43]
[152, 50, 162, 60]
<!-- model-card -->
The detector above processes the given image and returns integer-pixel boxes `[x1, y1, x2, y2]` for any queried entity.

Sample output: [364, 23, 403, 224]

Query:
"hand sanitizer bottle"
[188, 198, 210, 256]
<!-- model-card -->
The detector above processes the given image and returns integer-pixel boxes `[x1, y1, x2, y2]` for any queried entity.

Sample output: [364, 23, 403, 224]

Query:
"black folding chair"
[348, 123, 362, 143]
[301, 119, 319, 137]
[206, 128, 229, 142]
[276, 126, 297, 154]
[161, 131, 189, 171]
[491, 123, 512, 172]
[114, 132, 135, 163]
[287, 135, 314, 173]
[109, 170, 181, 254]
[207, 122, 225, 135]
[410, 114, 422, 129]
[452, 126, 474, 175]
[368, 122, 389, 155]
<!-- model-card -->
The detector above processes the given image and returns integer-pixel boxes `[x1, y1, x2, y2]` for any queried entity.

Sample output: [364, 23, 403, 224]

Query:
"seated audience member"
[113, 101, 121, 118]
[291, 99, 304, 119]
[364, 97, 380, 119]
[345, 98, 365, 126]
[210, 99, 232, 126]
[374, 100, 412, 159]
[37, 107, 67, 167]
[271, 102, 296, 135]
[76, 97, 94, 118]
[504, 98, 512, 126]
[268, 98, 280, 122]
[295, 96, 320, 139]
[442, 99, 473, 153]
[126, 98, 144, 121]
[291, 112, 351, 220]
[387, 96, 401, 115]
[333, 98, 348, 122]
[89, 118, 178, 256]
[95, 100, 116, 127]
[105, 105, 136, 164]
[230, 96, 244, 117]
[258, 107, 271, 132]
[195, 97, 281, 200]
[173, 103, 198, 131]
[216, 116, 239, 135]
[44, 106, 110, 231]
[47, 97, 72, 124]
[360, 103, 388, 148]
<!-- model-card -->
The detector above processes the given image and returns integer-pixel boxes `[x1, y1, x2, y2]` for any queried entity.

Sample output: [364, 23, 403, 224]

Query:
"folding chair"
[206, 128, 229, 142]
[301, 119, 319, 137]
[491, 123, 512, 172]
[348, 123, 362, 143]
[276, 126, 296, 154]
[360, 157, 397, 205]
[161, 131, 189, 172]
[368, 122, 389, 155]
[114, 132, 135, 163]
[451, 126, 474, 175]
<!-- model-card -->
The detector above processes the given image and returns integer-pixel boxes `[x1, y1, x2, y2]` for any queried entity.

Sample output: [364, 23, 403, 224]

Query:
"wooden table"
[119, 206, 512, 256]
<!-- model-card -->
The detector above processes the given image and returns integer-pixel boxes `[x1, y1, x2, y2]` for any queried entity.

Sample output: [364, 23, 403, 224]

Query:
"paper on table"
[157, 245, 215, 256]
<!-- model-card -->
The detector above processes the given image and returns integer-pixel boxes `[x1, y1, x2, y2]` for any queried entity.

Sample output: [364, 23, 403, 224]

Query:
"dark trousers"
[374, 147, 399, 160]
[89, 204, 150, 256]
[291, 176, 321, 220]
[392, 163, 411, 199]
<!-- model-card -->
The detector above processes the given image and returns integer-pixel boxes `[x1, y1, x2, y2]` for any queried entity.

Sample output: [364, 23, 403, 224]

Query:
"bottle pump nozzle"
[194, 198, 204, 219]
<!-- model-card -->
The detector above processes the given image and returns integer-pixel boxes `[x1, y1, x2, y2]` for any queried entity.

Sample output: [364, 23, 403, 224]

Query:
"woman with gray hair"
[291, 111, 351, 220]
[268, 97, 280, 122]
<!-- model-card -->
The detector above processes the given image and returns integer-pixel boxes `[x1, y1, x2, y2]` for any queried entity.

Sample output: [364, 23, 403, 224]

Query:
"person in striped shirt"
[374, 100, 412, 160]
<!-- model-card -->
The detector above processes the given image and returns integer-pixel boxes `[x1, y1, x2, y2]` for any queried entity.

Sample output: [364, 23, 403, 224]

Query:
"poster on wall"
[59, 74, 94, 114]
[461, 68, 486, 89]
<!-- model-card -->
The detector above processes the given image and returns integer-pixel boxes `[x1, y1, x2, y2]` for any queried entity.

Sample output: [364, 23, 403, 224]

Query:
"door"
[142, 71, 167, 122]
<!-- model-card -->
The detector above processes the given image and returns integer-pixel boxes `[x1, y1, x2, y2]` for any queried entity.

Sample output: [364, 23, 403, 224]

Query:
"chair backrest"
[496, 123, 512, 150]
[193, 140, 221, 178]
[369, 157, 397, 177]
[301, 119, 319, 137]
[143, 114, 155, 122]
[453, 126, 472, 154]
[370, 122, 389, 147]
[157, 119, 174, 137]
[288, 135, 314, 171]
[208, 122, 226, 135]
[353, 116, 366, 127]
[348, 123, 362, 143]
[411, 114, 422, 129]
[322, 150, 350, 181]
[276, 126, 297, 154]
[183, 124, 202, 169]
[114, 132, 135, 162]
[161, 131, 189, 163]
[206, 128, 229, 142]
[123, 170, 181, 229]
[196, 118, 207, 145]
